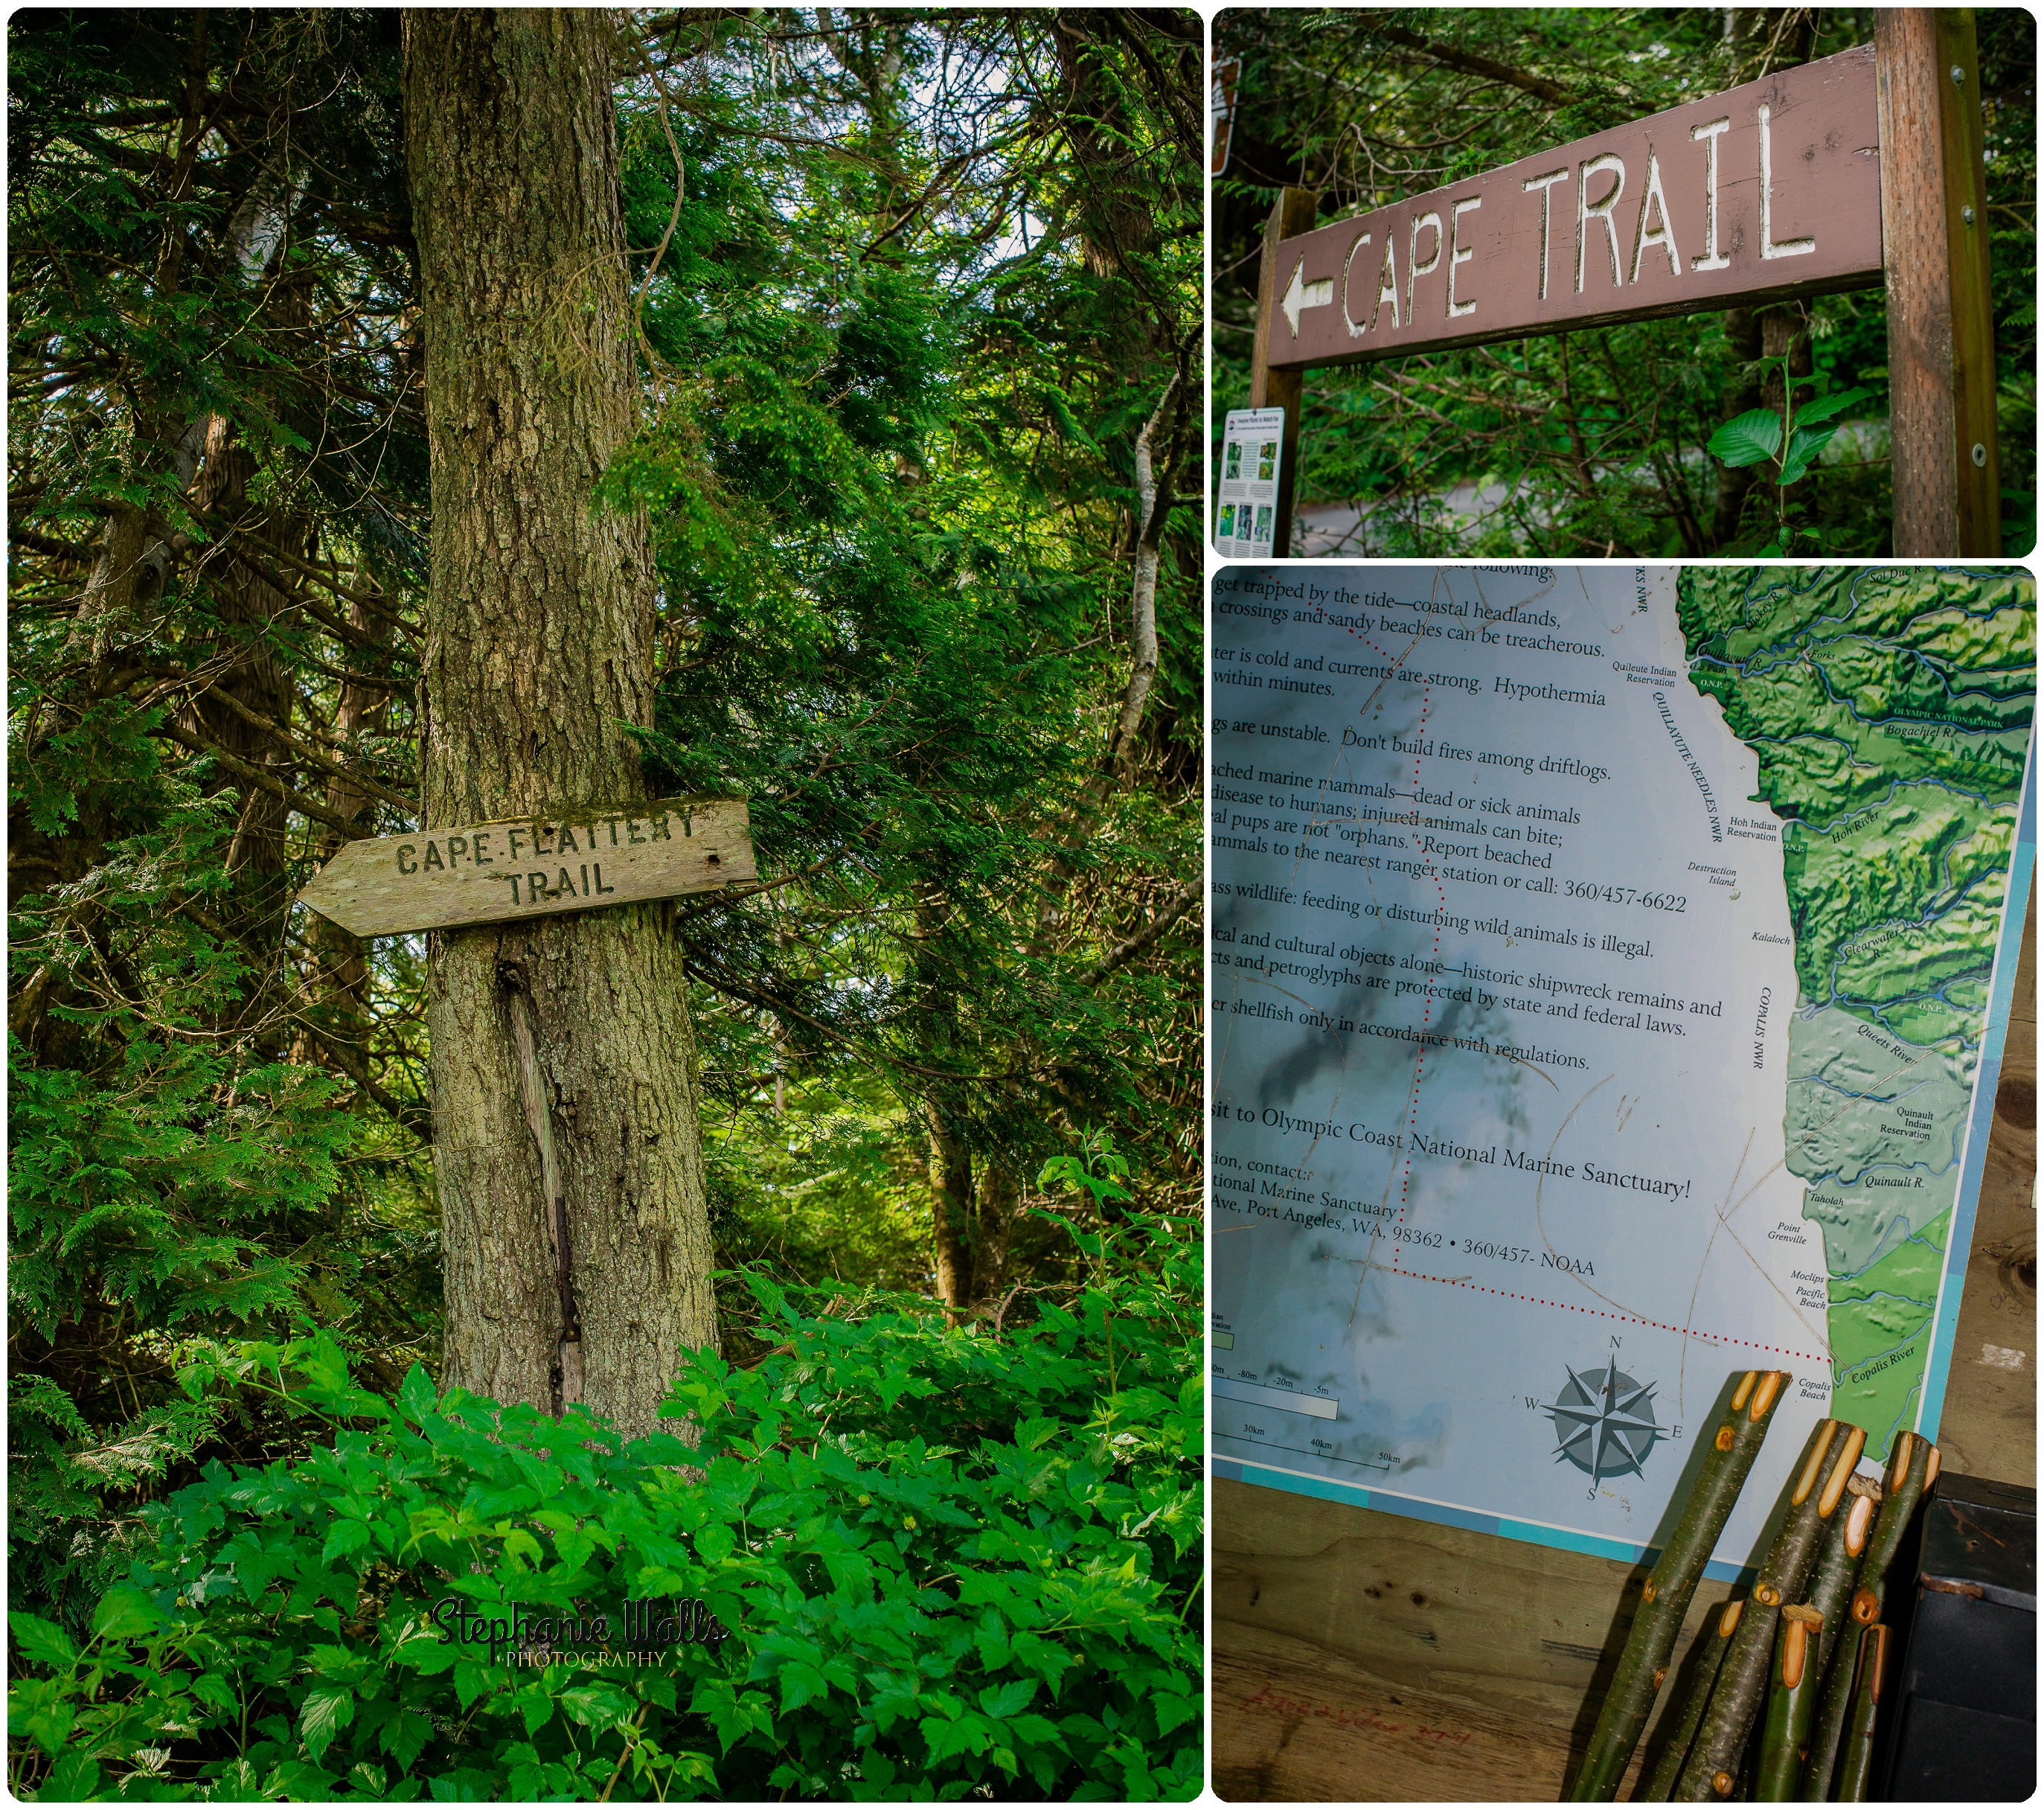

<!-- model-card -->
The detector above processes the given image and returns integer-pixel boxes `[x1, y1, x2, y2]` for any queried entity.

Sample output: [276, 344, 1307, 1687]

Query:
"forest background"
[8, 8, 1204, 1800]
[1213, 5, 2037, 558]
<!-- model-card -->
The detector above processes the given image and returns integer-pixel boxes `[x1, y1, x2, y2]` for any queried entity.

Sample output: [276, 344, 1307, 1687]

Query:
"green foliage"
[1705, 364, 1875, 552]
[607, 13, 1204, 1206]
[7, 1216, 1202, 1803]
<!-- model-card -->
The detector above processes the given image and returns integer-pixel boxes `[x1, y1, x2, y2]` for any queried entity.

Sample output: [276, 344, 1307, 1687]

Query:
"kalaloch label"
[1266, 45, 1880, 371]
[296, 797, 755, 936]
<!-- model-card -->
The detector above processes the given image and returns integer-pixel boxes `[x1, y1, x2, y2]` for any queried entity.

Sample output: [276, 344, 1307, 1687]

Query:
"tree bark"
[923, 1101, 975, 1319]
[1709, 307, 1766, 549]
[971, 1161, 1018, 1312]
[292, 580, 392, 1072]
[406, 8, 717, 1436]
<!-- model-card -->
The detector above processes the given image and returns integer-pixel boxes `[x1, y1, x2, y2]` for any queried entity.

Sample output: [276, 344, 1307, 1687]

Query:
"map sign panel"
[1210, 565, 2034, 1570]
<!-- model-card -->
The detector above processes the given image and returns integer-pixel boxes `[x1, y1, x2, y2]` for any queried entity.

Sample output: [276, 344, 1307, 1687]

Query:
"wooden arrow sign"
[297, 797, 755, 938]
[1263, 45, 1882, 372]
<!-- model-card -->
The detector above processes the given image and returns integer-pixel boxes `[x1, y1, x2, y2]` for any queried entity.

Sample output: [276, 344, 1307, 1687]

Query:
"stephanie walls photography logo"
[430, 1595, 732, 1669]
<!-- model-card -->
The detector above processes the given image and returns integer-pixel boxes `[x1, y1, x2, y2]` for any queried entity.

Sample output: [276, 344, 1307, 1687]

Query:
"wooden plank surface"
[296, 796, 755, 937]
[1213, 883, 2034, 1802]
[1262, 48, 1881, 373]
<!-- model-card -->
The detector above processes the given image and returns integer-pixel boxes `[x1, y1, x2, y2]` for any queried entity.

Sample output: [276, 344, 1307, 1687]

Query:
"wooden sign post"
[296, 796, 755, 938]
[1249, 185, 1319, 558]
[1875, 10, 2001, 555]
[1245, 18, 2001, 557]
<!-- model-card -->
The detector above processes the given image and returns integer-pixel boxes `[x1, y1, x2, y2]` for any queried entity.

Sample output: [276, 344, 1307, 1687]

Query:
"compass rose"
[1542, 1363, 1662, 1485]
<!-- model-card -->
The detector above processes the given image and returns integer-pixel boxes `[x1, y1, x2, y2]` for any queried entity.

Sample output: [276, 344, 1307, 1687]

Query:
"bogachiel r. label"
[391, 809, 688, 906]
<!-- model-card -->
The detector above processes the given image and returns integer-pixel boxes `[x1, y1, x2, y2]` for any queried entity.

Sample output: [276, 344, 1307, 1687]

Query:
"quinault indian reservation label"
[1209, 563, 2034, 1572]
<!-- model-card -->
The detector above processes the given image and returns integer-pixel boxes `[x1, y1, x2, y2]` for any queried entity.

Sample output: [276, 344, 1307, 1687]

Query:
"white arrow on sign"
[296, 796, 755, 938]
[1281, 258, 1334, 338]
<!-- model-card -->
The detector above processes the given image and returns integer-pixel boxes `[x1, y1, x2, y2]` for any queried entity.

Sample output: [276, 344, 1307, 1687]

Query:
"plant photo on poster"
[7, 8, 1205, 1801]
[1211, 7, 2036, 560]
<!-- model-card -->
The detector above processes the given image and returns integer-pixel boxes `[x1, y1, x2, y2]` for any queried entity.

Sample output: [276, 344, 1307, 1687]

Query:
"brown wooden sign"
[297, 797, 755, 938]
[1266, 45, 1880, 372]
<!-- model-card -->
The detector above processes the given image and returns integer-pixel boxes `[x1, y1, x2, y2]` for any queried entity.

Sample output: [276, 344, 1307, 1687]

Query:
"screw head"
[1963, 205, 1977, 225]
[1972, 443, 1988, 468]
[1952, 64, 1967, 84]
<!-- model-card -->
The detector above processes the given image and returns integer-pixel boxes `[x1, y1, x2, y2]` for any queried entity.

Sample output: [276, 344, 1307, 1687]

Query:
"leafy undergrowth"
[7, 1215, 1202, 1802]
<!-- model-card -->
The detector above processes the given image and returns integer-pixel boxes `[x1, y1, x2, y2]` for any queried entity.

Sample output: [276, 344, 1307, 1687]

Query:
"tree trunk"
[406, 8, 717, 1435]
[1710, 306, 1767, 549]
[923, 1103, 975, 1317]
[972, 1161, 1018, 1313]
[292, 581, 392, 1073]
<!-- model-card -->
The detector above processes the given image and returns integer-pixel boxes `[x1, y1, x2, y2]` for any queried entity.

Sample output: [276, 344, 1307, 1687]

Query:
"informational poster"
[1214, 408, 1284, 559]
[1210, 564, 2035, 1571]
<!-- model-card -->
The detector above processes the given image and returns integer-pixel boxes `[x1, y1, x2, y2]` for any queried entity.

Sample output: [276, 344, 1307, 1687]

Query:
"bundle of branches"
[1563, 1373, 1947, 1802]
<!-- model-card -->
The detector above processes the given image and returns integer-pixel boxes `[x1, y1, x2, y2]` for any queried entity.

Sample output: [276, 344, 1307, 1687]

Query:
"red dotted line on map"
[1393, 1265, 1827, 1363]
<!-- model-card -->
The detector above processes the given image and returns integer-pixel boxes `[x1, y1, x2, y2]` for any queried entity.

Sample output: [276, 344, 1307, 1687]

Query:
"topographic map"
[1209, 564, 2034, 1568]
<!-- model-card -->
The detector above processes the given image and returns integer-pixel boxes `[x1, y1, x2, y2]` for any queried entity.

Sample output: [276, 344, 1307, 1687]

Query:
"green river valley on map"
[1679, 566, 2034, 1456]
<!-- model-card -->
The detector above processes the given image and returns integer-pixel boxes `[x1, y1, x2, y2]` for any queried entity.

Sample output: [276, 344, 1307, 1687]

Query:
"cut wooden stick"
[1568, 1371, 1789, 1801]
[1753, 1604, 1825, 1800]
[1792, 1480, 1879, 1800]
[1831, 1623, 1890, 1802]
[1853, 1431, 1936, 1626]
[1809, 1478, 1879, 1682]
[1671, 1418, 1865, 1801]
[1641, 1599, 1742, 1801]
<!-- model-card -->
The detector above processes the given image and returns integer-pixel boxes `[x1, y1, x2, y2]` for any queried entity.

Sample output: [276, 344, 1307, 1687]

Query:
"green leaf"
[91, 1586, 158, 1643]
[560, 1683, 632, 1731]
[322, 1518, 373, 1564]
[1013, 1416, 1061, 1452]
[9, 1680, 74, 1757]
[1778, 423, 1839, 486]
[293, 1330, 352, 1394]
[979, 1676, 1037, 1718]
[380, 1707, 435, 1772]
[778, 1660, 830, 1714]
[397, 1364, 438, 1426]
[921, 1709, 995, 1764]
[9, 1612, 77, 1672]
[1790, 385, 1871, 429]
[36, 1752, 100, 1801]
[515, 1688, 555, 1736]
[299, 1683, 354, 1762]
[402, 1641, 461, 1677]
[1706, 409, 1784, 468]
[1153, 1689, 1199, 1734]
